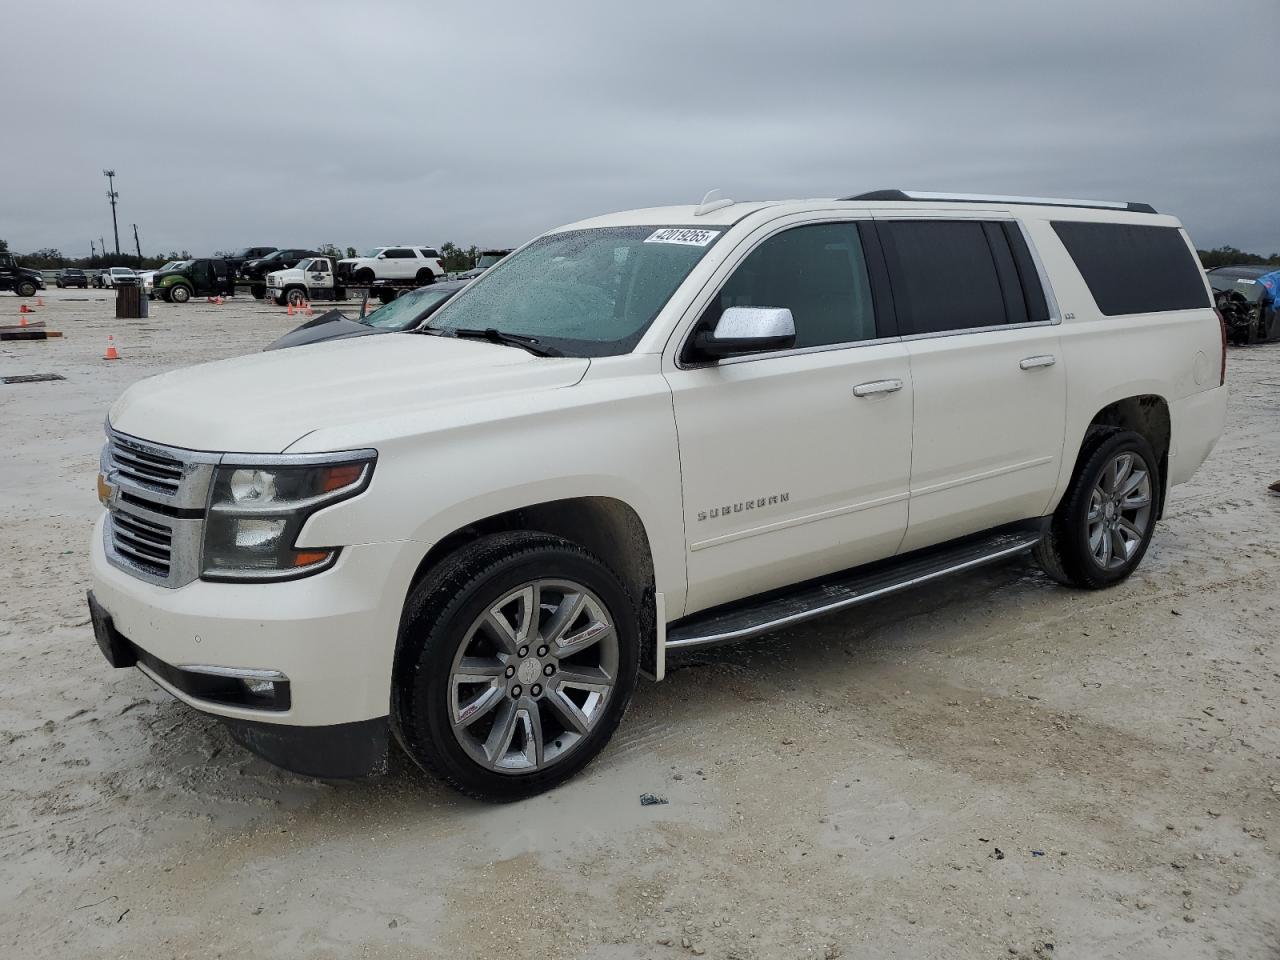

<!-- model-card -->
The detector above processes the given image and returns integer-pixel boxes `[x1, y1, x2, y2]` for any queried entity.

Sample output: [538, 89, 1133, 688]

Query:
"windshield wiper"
[448, 327, 563, 357]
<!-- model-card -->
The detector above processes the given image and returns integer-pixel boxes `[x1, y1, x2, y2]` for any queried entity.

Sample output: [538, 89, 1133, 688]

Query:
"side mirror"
[691, 306, 796, 360]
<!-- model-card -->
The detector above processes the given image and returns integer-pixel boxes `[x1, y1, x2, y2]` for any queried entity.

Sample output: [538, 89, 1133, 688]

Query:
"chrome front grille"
[109, 436, 184, 493]
[110, 509, 173, 578]
[102, 429, 220, 588]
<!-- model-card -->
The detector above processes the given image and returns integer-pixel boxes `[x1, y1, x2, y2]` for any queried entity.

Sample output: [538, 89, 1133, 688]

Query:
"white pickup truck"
[90, 190, 1227, 800]
[265, 257, 343, 306]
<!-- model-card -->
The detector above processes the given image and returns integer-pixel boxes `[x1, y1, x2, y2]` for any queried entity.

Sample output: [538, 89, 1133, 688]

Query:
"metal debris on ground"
[639, 793, 669, 806]
[2, 373, 67, 385]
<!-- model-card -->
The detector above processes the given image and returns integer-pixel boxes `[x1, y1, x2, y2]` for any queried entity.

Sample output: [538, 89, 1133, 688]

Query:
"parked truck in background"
[0, 253, 46, 296]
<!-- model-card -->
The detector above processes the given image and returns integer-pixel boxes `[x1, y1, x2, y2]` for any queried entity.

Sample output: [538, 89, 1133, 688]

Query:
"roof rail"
[842, 189, 1157, 215]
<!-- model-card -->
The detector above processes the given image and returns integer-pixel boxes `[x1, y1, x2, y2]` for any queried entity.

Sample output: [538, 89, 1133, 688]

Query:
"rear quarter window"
[1051, 221, 1209, 316]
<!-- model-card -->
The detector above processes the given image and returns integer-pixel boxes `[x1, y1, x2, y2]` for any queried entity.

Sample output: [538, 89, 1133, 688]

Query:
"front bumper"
[90, 515, 415, 774]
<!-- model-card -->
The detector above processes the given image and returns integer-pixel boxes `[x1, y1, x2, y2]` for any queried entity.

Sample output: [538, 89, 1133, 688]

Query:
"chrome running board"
[665, 519, 1046, 651]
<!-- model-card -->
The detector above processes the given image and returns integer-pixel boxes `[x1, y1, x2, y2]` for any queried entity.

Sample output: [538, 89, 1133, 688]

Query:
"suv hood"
[109, 333, 590, 453]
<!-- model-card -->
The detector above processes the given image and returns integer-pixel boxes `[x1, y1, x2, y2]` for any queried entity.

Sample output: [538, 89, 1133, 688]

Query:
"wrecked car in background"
[1207, 265, 1280, 344]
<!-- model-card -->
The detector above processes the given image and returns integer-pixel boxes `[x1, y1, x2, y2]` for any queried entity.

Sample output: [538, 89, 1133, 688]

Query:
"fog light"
[242, 677, 276, 699]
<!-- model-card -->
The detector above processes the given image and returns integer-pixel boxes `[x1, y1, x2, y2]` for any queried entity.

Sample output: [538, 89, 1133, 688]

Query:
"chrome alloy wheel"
[448, 580, 618, 773]
[1087, 451, 1153, 570]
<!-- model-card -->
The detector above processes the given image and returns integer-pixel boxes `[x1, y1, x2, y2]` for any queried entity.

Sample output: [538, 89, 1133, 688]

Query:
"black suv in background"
[223, 246, 277, 274]
[240, 248, 320, 298]
[0, 254, 46, 297]
[56, 268, 89, 288]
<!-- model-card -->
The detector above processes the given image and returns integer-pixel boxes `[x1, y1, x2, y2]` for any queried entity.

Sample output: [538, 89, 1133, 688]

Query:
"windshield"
[294, 259, 314, 271]
[111, 268, 134, 275]
[362, 285, 458, 331]
[476, 253, 506, 269]
[426, 226, 723, 356]
[361, 248, 385, 259]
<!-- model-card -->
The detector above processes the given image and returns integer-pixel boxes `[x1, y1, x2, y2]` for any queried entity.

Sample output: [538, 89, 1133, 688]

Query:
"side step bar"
[665, 519, 1046, 651]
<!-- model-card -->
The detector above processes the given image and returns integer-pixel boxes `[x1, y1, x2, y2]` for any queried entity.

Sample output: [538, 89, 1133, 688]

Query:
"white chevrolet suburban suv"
[89, 190, 1228, 801]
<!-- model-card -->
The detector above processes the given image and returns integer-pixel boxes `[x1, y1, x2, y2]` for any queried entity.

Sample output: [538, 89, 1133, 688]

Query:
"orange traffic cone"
[19, 314, 29, 327]
[287, 301, 295, 316]
[303, 301, 313, 316]
[36, 296, 45, 307]
[19, 304, 32, 314]
[104, 336, 120, 361]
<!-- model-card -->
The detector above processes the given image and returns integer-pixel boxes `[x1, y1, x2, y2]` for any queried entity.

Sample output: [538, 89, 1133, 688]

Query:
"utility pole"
[132, 223, 142, 261]
[90, 240, 97, 260]
[103, 169, 121, 257]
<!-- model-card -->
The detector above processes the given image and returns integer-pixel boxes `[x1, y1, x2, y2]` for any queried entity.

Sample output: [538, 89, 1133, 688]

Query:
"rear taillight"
[1214, 307, 1227, 385]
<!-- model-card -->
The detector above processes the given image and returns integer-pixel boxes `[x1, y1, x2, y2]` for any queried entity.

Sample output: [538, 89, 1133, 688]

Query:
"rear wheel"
[392, 532, 639, 802]
[250, 284, 266, 300]
[415, 268, 436, 285]
[1034, 429, 1158, 589]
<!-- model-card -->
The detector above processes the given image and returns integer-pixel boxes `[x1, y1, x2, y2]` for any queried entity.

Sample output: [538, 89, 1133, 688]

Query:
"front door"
[666, 220, 913, 614]
[872, 216, 1068, 552]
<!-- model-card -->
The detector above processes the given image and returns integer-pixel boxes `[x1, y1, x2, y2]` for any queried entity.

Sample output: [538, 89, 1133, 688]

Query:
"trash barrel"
[114, 278, 147, 319]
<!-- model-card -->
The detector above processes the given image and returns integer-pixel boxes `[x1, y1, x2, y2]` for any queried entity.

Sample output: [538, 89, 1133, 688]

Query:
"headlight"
[201, 452, 375, 582]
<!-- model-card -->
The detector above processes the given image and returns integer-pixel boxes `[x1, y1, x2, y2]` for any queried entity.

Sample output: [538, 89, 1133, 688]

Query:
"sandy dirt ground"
[1, 288, 1277, 960]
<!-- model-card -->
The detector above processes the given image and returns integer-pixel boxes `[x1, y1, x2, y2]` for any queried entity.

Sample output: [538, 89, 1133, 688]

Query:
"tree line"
[1, 238, 488, 274]
[5, 236, 1276, 275]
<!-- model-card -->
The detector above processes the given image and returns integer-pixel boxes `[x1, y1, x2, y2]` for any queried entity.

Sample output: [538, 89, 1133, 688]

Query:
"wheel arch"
[1076, 394, 1171, 518]
[401, 495, 660, 677]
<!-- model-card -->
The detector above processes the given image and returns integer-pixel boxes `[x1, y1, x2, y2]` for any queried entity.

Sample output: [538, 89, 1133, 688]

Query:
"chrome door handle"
[1019, 355, 1056, 370]
[852, 378, 904, 398]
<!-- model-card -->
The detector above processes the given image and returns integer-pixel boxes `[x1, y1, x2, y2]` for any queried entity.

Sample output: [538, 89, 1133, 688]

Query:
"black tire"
[415, 268, 435, 285]
[16, 280, 37, 297]
[250, 284, 266, 300]
[286, 287, 307, 307]
[1034, 429, 1159, 589]
[169, 283, 191, 303]
[392, 531, 640, 802]
[377, 288, 396, 304]
[355, 268, 375, 284]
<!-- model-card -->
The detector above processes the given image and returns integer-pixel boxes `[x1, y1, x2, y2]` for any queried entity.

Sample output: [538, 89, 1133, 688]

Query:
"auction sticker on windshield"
[644, 228, 718, 246]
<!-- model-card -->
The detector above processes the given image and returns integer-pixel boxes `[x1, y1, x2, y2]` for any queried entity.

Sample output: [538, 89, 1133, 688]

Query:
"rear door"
[666, 217, 914, 614]
[382, 247, 417, 279]
[872, 215, 1066, 552]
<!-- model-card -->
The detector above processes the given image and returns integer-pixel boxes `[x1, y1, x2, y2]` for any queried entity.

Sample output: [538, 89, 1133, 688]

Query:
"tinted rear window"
[878, 220, 1007, 334]
[1052, 221, 1209, 316]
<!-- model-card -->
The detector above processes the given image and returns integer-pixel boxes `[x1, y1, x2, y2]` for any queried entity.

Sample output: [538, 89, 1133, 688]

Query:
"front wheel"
[1034, 429, 1158, 589]
[16, 280, 37, 297]
[392, 532, 639, 802]
[169, 283, 191, 303]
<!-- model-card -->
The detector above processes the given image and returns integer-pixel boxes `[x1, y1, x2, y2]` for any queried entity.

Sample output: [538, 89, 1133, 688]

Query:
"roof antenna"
[694, 188, 734, 217]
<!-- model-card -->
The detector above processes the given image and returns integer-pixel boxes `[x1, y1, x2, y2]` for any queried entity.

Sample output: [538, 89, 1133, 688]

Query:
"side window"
[1051, 221, 1210, 316]
[385, 248, 413, 259]
[422, 248, 441, 259]
[703, 222, 877, 350]
[312, 259, 329, 273]
[878, 220, 1008, 335]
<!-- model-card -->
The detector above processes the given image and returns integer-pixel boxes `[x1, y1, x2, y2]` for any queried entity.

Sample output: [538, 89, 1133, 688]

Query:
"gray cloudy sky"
[3, 0, 1277, 258]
